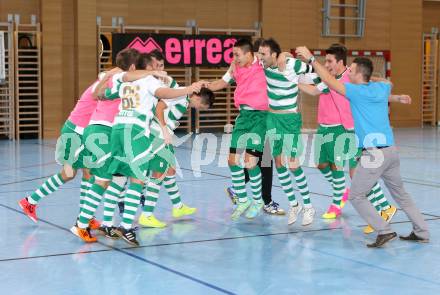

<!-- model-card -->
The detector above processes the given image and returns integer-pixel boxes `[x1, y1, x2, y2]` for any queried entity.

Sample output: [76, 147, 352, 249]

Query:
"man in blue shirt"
[296, 46, 429, 248]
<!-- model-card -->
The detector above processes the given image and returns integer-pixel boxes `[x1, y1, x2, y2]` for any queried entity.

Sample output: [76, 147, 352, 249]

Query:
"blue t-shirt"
[344, 81, 394, 148]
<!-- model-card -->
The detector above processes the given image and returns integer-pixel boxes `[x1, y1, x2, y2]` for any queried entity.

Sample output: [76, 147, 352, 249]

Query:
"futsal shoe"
[172, 204, 197, 218]
[138, 213, 167, 228]
[399, 232, 429, 243]
[382, 205, 397, 221]
[363, 205, 397, 234]
[225, 187, 238, 205]
[88, 218, 101, 230]
[231, 198, 252, 220]
[302, 207, 316, 226]
[340, 188, 350, 209]
[96, 225, 119, 239]
[321, 204, 341, 219]
[263, 201, 286, 215]
[367, 232, 397, 248]
[245, 200, 264, 219]
[70, 225, 97, 243]
[19, 197, 38, 223]
[115, 227, 139, 246]
[288, 203, 303, 225]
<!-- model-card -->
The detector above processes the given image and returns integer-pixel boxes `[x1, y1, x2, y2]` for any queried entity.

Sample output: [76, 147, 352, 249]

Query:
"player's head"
[189, 87, 215, 110]
[325, 44, 347, 75]
[233, 38, 254, 67]
[138, 53, 154, 70]
[349, 57, 373, 83]
[258, 38, 281, 68]
[149, 49, 165, 71]
[115, 48, 140, 71]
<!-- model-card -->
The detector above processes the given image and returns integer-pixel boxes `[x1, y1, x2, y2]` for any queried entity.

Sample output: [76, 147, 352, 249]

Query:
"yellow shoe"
[363, 224, 375, 234]
[138, 213, 167, 228]
[172, 204, 197, 218]
[382, 205, 397, 222]
[321, 205, 341, 219]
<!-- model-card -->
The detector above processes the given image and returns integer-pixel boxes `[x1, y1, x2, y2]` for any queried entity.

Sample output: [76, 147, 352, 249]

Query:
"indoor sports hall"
[0, 1, 439, 294]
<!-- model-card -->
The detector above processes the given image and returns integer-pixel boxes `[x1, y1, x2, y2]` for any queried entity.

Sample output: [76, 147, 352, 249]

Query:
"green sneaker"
[245, 200, 264, 219]
[231, 198, 252, 221]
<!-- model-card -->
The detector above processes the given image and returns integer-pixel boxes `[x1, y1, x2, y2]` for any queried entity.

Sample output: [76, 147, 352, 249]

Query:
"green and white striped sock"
[163, 175, 182, 209]
[319, 166, 333, 185]
[142, 179, 163, 216]
[331, 170, 345, 208]
[293, 167, 311, 208]
[248, 166, 262, 202]
[230, 165, 247, 203]
[77, 183, 105, 228]
[276, 166, 297, 206]
[102, 176, 126, 227]
[367, 189, 381, 213]
[28, 173, 65, 204]
[120, 182, 143, 229]
[79, 176, 94, 210]
[372, 182, 391, 210]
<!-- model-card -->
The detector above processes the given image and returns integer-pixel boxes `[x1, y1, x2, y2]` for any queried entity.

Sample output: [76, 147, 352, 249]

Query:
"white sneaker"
[302, 207, 315, 226]
[288, 204, 303, 225]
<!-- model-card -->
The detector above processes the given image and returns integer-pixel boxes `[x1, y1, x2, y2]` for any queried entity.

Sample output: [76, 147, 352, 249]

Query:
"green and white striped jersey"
[150, 95, 190, 138]
[106, 72, 163, 135]
[265, 57, 327, 112]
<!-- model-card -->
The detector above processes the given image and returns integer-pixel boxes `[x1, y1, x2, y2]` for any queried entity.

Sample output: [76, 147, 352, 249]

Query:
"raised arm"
[298, 83, 322, 96]
[389, 94, 411, 104]
[155, 100, 173, 144]
[92, 67, 122, 99]
[155, 82, 202, 99]
[295, 46, 346, 96]
[122, 70, 167, 82]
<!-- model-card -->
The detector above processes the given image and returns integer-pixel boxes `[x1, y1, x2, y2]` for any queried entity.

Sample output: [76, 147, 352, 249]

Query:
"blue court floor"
[0, 128, 439, 295]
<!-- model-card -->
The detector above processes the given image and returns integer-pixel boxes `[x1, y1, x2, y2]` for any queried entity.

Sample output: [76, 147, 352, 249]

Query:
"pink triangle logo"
[126, 37, 162, 53]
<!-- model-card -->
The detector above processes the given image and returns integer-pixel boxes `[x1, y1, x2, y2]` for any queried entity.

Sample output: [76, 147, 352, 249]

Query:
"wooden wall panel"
[389, 0, 423, 126]
[0, 0, 40, 23]
[97, 0, 259, 29]
[41, 0, 63, 138]
[62, 0, 75, 120]
[423, 1, 440, 33]
[345, 0, 391, 50]
[75, 0, 97, 99]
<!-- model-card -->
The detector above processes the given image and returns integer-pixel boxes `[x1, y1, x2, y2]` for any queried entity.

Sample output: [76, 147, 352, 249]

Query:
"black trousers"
[243, 142, 273, 205]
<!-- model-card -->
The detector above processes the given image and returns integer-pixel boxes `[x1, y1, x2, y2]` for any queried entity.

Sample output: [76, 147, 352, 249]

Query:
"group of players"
[18, 36, 429, 248]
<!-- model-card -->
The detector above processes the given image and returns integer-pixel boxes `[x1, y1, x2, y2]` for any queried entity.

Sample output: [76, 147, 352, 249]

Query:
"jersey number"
[121, 84, 140, 110]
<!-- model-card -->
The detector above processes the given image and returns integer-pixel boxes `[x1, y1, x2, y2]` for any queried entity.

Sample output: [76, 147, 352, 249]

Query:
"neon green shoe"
[231, 198, 252, 221]
[172, 204, 197, 218]
[138, 213, 167, 228]
[245, 200, 264, 219]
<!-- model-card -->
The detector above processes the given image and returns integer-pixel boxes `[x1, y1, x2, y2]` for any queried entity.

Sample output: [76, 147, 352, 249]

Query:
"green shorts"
[266, 112, 303, 158]
[107, 124, 152, 181]
[82, 124, 113, 180]
[148, 133, 176, 174]
[349, 148, 363, 169]
[55, 120, 85, 169]
[230, 110, 267, 153]
[314, 125, 359, 168]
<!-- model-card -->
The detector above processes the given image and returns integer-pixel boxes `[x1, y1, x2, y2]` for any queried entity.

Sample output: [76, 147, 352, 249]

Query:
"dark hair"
[253, 38, 265, 52]
[198, 87, 215, 108]
[233, 38, 253, 54]
[353, 57, 373, 81]
[149, 49, 165, 61]
[137, 53, 153, 69]
[260, 38, 281, 57]
[325, 43, 347, 66]
[115, 48, 140, 70]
